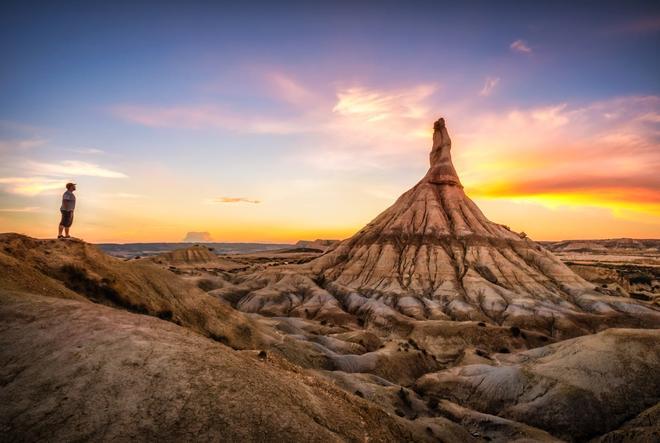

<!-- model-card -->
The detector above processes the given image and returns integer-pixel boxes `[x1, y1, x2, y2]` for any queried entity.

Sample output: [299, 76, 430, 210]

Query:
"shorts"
[60, 210, 74, 228]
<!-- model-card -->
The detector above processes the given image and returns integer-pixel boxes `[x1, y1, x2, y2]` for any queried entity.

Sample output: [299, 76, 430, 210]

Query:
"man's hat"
[66, 182, 76, 189]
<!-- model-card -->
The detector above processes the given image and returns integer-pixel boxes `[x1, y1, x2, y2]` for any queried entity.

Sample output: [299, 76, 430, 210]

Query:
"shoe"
[57, 235, 64, 239]
[64, 235, 71, 239]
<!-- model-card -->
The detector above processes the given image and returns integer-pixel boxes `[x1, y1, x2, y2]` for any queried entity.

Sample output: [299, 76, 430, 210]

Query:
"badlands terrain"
[1, 119, 659, 442]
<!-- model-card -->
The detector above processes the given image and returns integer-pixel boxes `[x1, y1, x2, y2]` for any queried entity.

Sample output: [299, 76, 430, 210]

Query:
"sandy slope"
[0, 290, 436, 442]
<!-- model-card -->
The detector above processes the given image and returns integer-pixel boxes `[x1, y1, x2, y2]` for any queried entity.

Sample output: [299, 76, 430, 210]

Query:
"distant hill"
[97, 242, 294, 258]
[294, 239, 340, 252]
[541, 238, 660, 253]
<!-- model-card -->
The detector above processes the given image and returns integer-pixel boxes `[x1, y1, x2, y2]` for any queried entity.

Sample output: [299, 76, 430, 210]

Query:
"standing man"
[58, 182, 76, 239]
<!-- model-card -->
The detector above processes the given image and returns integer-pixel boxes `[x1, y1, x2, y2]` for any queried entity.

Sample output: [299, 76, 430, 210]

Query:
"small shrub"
[157, 310, 173, 320]
[197, 279, 216, 292]
[630, 292, 651, 301]
[630, 274, 653, 285]
[210, 333, 229, 345]
[235, 324, 252, 338]
[398, 388, 412, 408]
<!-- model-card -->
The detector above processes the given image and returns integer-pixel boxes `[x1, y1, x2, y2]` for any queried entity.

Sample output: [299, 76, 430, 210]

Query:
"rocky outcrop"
[146, 244, 245, 270]
[0, 234, 264, 350]
[414, 328, 660, 441]
[0, 291, 433, 442]
[226, 119, 660, 337]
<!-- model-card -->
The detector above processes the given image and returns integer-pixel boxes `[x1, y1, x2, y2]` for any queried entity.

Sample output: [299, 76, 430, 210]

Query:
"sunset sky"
[1, 1, 659, 243]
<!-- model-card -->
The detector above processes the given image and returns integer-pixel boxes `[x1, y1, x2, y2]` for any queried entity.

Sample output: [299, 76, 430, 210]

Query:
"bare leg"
[58, 225, 64, 237]
[64, 227, 70, 237]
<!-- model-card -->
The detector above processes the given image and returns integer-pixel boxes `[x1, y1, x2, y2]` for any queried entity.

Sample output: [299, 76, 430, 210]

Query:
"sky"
[0, 1, 659, 243]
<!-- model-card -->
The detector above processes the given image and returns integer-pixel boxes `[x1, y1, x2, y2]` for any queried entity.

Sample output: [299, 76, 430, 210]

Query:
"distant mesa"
[295, 239, 340, 252]
[183, 231, 213, 242]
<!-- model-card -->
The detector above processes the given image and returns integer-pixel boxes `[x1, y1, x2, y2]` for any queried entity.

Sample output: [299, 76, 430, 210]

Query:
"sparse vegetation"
[58, 264, 146, 312]
[629, 274, 653, 285]
[197, 278, 217, 292]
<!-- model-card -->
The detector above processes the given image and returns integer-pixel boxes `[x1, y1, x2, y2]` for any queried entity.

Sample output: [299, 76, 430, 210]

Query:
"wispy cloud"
[265, 72, 317, 107]
[510, 39, 532, 54]
[332, 84, 435, 122]
[479, 77, 500, 96]
[112, 104, 305, 134]
[0, 206, 41, 213]
[0, 159, 127, 195]
[530, 104, 569, 127]
[112, 81, 439, 172]
[208, 196, 261, 204]
[70, 147, 105, 155]
[299, 83, 438, 170]
[0, 177, 65, 196]
[101, 192, 144, 199]
[27, 160, 127, 178]
[609, 16, 660, 34]
[0, 137, 47, 152]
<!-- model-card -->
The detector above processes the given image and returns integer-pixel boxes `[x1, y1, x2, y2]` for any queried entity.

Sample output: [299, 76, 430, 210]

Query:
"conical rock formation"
[311, 118, 591, 320]
[229, 118, 660, 336]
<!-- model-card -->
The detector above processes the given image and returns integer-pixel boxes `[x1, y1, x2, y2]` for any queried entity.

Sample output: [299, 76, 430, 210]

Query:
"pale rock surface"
[414, 328, 660, 441]
[0, 291, 431, 442]
[0, 234, 266, 350]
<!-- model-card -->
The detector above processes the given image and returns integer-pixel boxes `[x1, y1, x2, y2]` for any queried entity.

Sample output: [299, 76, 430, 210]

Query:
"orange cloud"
[210, 197, 261, 204]
[0, 206, 40, 213]
[0, 177, 65, 196]
[459, 96, 660, 217]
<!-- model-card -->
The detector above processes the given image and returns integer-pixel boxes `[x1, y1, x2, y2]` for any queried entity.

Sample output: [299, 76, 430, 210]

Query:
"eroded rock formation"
[229, 118, 660, 337]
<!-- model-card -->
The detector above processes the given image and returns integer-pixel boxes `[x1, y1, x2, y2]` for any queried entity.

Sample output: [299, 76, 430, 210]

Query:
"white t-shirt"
[61, 190, 76, 211]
